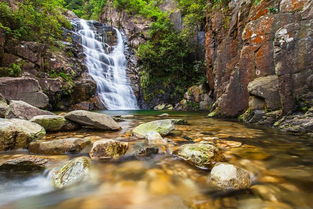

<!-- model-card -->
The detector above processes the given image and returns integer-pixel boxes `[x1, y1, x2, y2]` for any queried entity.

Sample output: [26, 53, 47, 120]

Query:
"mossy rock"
[30, 115, 66, 132]
[132, 119, 175, 138]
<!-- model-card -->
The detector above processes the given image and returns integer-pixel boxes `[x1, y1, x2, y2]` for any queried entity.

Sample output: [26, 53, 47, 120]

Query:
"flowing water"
[78, 19, 138, 110]
[1, 111, 313, 209]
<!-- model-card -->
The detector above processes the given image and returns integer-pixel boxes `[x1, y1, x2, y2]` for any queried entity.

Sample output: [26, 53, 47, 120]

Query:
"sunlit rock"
[145, 131, 168, 145]
[89, 139, 128, 160]
[0, 118, 45, 151]
[209, 163, 253, 190]
[132, 119, 175, 138]
[175, 142, 224, 169]
[30, 115, 66, 132]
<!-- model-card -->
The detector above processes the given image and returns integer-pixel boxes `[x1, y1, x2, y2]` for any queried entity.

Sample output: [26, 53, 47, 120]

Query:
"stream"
[0, 110, 313, 209]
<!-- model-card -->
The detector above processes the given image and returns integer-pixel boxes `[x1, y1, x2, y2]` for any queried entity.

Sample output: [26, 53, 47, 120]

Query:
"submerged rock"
[132, 119, 175, 138]
[176, 142, 224, 169]
[5, 100, 54, 120]
[30, 115, 66, 132]
[209, 163, 253, 190]
[145, 131, 168, 145]
[0, 155, 48, 172]
[89, 139, 129, 160]
[29, 138, 91, 155]
[50, 157, 91, 188]
[65, 110, 121, 131]
[171, 119, 189, 125]
[158, 113, 169, 117]
[0, 118, 45, 151]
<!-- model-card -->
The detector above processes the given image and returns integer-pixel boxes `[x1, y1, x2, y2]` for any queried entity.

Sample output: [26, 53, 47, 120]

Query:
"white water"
[78, 19, 138, 110]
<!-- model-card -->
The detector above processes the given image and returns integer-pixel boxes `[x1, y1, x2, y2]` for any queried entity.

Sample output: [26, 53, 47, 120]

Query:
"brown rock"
[0, 155, 48, 172]
[89, 139, 129, 160]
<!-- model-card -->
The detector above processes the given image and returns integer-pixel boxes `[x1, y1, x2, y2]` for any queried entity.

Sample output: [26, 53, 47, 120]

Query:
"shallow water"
[1, 111, 313, 209]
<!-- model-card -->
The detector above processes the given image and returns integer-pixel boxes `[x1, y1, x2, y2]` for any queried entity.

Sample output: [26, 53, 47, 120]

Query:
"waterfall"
[78, 19, 138, 110]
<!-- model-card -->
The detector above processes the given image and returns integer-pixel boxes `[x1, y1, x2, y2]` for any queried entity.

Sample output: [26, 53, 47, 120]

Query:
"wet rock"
[274, 113, 313, 135]
[0, 155, 48, 172]
[176, 142, 224, 169]
[158, 113, 169, 117]
[5, 100, 54, 120]
[0, 77, 49, 109]
[89, 139, 129, 160]
[50, 157, 91, 188]
[132, 119, 175, 138]
[145, 131, 168, 145]
[209, 163, 253, 190]
[171, 119, 189, 125]
[129, 142, 160, 157]
[154, 104, 173, 110]
[30, 115, 66, 132]
[120, 115, 134, 118]
[65, 110, 121, 131]
[29, 138, 91, 155]
[61, 119, 81, 131]
[0, 118, 45, 151]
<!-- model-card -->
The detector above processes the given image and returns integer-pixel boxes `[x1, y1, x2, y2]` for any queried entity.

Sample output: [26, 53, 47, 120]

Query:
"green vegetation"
[0, 0, 70, 43]
[0, 62, 23, 77]
[64, 0, 107, 19]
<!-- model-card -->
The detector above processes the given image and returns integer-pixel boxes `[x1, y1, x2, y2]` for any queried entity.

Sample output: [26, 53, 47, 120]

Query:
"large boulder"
[65, 110, 121, 131]
[132, 119, 175, 138]
[0, 118, 46, 151]
[209, 163, 253, 190]
[50, 157, 91, 188]
[175, 142, 224, 169]
[5, 100, 54, 120]
[0, 155, 48, 172]
[29, 138, 91, 155]
[0, 77, 49, 108]
[89, 139, 129, 160]
[30, 115, 66, 132]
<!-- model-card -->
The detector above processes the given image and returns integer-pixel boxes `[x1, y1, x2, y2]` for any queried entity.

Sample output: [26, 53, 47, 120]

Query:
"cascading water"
[78, 19, 138, 110]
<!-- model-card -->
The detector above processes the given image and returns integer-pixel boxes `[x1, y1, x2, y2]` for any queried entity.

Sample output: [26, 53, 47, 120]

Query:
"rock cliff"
[204, 0, 313, 129]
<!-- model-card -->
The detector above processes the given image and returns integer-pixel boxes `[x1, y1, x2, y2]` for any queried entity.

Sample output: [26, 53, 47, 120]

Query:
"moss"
[238, 109, 253, 122]
[208, 111, 218, 118]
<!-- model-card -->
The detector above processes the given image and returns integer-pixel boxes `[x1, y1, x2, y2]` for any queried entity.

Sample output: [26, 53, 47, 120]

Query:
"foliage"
[64, 0, 107, 19]
[0, 62, 23, 77]
[48, 70, 73, 82]
[0, 0, 70, 43]
[268, 7, 279, 14]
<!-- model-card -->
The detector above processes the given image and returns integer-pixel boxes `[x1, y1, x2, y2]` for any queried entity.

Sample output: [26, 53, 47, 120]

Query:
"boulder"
[61, 119, 81, 131]
[209, 163, 253, 190]
[30, 115, 66, 132]
[0, 155, 48, 172]
[5, 100, 54, 120]
[132, 119, 175, 138]
[145, 131, 168, 145]
[65, 110, 121, 131]
[0, 77, 49, 108]
[29, 138, 91, 155]
[247, 76, 281, 110]
[154, 104, 173, 110]
[175, 142, 224, 169]
[0, 93, 8, 118]
[0, 118, 45, 151]
[89, 139, 129, 160]
[50, 157, 91, 188]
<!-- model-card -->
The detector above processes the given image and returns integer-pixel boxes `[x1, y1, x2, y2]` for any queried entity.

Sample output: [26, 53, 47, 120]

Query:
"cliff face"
[205, 0, 313, 119]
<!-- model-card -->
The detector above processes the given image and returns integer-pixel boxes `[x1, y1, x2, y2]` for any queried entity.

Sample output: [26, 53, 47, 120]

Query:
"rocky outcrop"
[50, 157, 91, 188]
[30, 115, 66, 132]
[29, 138, 91, 155]
[89, 139, 129, 160]
[65, 110, 121, 130]
[209, 163, 253, 190]
[205, 0, 313, 119]
[0, 118, 45, 151]
[175, 142, 224, 169]
[0, 77, 49, 108]
[5, 100, 54, 120]
[132, 119, 175, 138]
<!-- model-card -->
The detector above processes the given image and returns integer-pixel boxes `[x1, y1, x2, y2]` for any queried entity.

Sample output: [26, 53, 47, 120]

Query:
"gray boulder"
[5, 100, 54, 120]
[0, 155, 48, 172]
[65, 110, 121, 131]
[132, 119, 175, 138]
[0, 93, 8, 118]
[30, 115, 66, 132]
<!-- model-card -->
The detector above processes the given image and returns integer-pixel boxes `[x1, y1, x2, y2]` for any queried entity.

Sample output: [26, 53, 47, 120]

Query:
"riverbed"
[1, 111, 313, 209]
